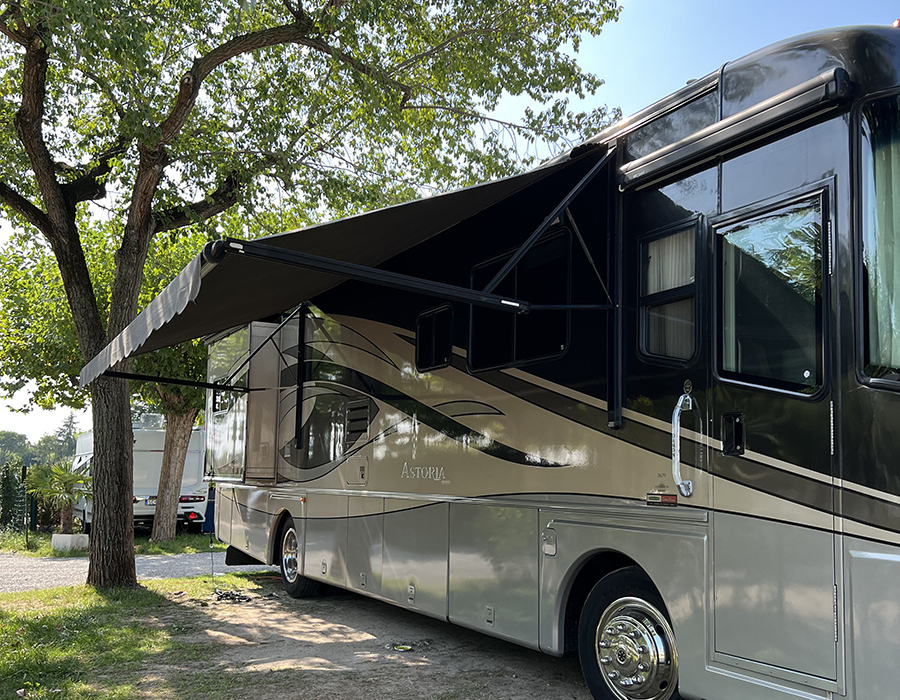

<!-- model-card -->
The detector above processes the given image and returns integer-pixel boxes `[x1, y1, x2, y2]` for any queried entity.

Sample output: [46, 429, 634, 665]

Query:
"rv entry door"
[710, 186, 837, 685]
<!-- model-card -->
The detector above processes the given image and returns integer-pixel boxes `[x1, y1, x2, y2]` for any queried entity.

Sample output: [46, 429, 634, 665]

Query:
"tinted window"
[717, 197, 823, 392]
[625, 91, 719, 162]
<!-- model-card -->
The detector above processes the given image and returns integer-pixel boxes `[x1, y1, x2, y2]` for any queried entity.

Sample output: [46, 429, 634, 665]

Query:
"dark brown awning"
[80, 145, 605, 387]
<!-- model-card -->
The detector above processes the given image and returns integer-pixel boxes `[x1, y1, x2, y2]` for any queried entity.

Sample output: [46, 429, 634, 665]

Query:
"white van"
[74, 417, 208, 531]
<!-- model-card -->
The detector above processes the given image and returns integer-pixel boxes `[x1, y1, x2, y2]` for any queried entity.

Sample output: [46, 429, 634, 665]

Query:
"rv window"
[640, 226, 697, 361]
[469, 230, 570, 371]
[416, 305, 453, 372]
[624, 90, 719, 162]
[862, 96, 900, 381]
[717, 196, 823, 392]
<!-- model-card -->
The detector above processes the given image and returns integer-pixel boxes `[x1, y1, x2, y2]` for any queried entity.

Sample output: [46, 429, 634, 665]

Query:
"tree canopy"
[0, 0, 621, 587]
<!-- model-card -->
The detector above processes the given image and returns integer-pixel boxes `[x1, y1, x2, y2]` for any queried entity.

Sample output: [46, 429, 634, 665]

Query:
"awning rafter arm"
[481, 145, 615, 295]
[529, 304, 613, 311]
[204, 239, 534, 314]
[223, 303, 307, 386]
[565, 207, 614, 306]
[101, 370, 250, 393]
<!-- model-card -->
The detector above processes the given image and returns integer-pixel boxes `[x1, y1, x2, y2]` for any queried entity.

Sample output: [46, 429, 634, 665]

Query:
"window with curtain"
[640, 226, 696, 360]
[862, 96, 900, 380]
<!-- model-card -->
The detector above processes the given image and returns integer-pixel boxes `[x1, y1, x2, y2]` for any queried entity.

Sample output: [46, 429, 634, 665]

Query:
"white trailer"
[74, 420, 208, 531]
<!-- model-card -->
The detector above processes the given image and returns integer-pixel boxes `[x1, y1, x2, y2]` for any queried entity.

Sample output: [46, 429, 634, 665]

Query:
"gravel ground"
[0, 551, 277, 593]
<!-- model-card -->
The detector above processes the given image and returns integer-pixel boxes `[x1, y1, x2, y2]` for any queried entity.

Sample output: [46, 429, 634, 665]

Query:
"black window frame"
[713, 188, 829, 397]
[467, 227, 573, 373]
[637, 218, 701, 367]
[415, 304, 454, 372]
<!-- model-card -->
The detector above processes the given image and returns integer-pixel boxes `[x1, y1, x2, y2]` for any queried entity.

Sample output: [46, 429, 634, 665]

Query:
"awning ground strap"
[482, 146, 616, 295]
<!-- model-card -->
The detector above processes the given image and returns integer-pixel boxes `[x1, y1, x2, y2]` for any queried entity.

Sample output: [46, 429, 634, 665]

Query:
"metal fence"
[1, 460, 28, 532]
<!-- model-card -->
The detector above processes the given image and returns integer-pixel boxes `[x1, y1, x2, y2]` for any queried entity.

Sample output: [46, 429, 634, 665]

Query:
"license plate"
[145, 498, 156, 506]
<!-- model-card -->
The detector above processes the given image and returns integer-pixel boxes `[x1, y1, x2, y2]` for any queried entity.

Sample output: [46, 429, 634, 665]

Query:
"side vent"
[345, 400, 370, 450]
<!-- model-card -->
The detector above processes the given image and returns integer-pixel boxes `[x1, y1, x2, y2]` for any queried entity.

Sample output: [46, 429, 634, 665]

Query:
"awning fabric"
[79, 146, 603, 387]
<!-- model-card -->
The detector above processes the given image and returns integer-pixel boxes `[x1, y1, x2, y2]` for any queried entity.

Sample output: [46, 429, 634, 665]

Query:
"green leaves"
[0, 0, 621, 409]
[25, 461, 91, 511]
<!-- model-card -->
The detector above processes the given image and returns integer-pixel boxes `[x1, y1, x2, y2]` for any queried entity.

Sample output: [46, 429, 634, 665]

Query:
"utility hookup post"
[20, 465, 28, 548]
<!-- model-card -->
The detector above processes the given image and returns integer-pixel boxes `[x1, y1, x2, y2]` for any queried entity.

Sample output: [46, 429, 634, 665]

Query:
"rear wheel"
[578, 567, 680, 700]
[279, 518, 319, 598]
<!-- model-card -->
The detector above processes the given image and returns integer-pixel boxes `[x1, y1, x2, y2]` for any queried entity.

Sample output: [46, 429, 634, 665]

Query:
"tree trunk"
[86, 376, 137, 587]
[150, 409, 198, 542]
[60, 503, 74, 535]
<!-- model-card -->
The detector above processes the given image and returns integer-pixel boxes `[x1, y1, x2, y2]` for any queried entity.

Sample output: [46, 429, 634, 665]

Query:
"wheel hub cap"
[595, 597, 677, 700]
[282, 528, 299, 583]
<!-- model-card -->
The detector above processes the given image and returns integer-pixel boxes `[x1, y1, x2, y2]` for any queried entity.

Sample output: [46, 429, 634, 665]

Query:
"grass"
[0, 573, 269, 700]
[134, 532, 226, 556]
[0, 529, 226, 558]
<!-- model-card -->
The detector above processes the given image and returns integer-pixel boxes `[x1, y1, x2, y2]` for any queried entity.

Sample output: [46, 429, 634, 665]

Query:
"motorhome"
[82, 25, 900, 700]
[73, 416, 208, 531]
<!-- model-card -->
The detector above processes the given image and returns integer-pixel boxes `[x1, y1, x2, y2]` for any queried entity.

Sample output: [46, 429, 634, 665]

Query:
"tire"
[278, 518, 319, 598]
[578, 566, 681, 700]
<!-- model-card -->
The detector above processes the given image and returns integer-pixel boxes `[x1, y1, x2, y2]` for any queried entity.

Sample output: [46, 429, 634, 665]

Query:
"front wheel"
[278, 518, 319, 599]
[578, 566, 680, 700]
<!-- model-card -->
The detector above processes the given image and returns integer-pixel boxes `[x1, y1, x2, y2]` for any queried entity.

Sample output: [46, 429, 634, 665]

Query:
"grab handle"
[671, 394, 694, 497]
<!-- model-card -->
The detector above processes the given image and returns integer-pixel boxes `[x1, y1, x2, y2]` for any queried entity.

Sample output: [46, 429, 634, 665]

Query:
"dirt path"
[0, 552, 275, 593]
[149, 576, 592, 700]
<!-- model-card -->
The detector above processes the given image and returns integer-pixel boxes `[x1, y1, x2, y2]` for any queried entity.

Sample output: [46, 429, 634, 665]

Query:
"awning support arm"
[565, 207, 614, 306]
[482, 145, 615, 294]
[530, 304, 613, 311]
[102, 370, 250, 393]
[204, 239, 534, 314]
[223, 304, 306, 386]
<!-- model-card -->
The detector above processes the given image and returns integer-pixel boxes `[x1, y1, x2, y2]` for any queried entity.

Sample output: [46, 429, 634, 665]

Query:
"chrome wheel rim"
[595, 597, 678, 700]
[281, 527, 299, 583]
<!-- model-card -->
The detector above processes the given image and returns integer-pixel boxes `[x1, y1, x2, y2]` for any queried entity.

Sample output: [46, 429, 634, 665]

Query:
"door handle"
[721, 412, 745, 456]
[671, 393, 694, 497]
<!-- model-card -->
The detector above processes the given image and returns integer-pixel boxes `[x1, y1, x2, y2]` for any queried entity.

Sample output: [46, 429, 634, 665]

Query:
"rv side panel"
[448, 502, 540, 648]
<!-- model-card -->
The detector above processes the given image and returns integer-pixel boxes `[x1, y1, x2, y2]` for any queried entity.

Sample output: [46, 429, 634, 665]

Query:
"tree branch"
[402, 102, 541, 133]
[0, 179, 52, 234]
[61, 139, 130, 205]
[0, 1, 28, 46]
[391, 17, 512, 74]
[158, 19, 411, 145]
[151, 170, 248, 234]
[13, 21, 75, 237]
[79, 67, 127, 121]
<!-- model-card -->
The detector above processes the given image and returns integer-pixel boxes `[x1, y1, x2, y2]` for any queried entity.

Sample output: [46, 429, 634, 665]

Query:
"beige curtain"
[644, 228, 695, 358]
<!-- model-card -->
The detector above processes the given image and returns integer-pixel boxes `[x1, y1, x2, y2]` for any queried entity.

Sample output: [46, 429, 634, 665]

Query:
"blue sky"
[576, 0, 900, 119]
[4, 2, 900, 441]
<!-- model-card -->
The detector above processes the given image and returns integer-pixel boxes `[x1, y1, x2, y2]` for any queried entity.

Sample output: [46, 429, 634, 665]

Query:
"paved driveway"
[0, 551, 277, 593]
